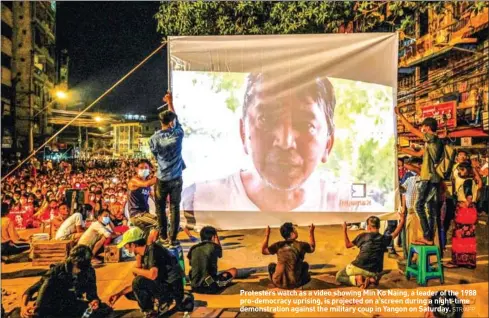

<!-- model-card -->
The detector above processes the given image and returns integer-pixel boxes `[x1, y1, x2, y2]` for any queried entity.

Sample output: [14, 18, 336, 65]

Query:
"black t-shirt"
[142, 243, 182, 285]
[187, 241, 222, 288]
[268, 240, 313, 289]
[351, 232, 392, 273]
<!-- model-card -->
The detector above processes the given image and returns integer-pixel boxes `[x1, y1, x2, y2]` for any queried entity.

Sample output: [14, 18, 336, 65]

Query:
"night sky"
[56, 1, 167, 115]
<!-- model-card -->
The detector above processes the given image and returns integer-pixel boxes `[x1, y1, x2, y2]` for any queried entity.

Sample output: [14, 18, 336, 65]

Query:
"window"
[1, 53, 12, 68]
[1, 84, 12, 100]
[1, 22, 13, 39]
[2, 2, 13, 10]
[419, 11, 429, 37]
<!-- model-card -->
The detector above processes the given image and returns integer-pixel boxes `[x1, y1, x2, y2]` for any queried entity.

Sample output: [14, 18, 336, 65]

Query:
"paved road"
[2, 217, 487, 317]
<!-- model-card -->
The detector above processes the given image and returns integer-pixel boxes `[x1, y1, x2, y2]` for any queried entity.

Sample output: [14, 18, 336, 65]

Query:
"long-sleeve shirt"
[149, 119, 186, 181]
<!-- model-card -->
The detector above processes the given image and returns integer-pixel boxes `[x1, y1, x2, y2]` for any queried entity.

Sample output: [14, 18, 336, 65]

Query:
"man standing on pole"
[150, 92, 185, 247]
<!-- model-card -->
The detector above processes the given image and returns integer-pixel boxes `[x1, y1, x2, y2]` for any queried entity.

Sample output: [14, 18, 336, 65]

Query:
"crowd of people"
[1, 90, 484, 318]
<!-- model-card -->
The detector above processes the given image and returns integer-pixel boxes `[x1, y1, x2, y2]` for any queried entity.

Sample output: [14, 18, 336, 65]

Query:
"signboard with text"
[421, 101, 457, 129]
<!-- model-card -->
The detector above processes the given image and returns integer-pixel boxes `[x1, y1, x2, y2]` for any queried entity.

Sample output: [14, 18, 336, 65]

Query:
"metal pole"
[167, 36, 171, 92]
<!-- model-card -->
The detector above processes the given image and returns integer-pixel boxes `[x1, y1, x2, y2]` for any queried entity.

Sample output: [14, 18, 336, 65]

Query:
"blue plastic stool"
[405, 244, 444, 286]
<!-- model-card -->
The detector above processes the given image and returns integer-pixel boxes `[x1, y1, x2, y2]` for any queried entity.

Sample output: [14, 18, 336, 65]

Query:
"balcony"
[33, 17, 55, 42]
[399, 8, 488, 68]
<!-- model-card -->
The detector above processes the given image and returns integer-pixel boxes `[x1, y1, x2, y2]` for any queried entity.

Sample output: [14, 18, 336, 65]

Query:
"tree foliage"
[155, 1, 488, 36]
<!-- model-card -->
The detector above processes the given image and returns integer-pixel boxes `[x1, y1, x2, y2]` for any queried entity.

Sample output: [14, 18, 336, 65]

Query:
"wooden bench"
[32, 240, 72, 266]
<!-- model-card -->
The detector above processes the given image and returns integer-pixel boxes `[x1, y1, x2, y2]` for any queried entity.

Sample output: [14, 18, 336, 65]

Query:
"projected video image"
[174, 71, 395, 213]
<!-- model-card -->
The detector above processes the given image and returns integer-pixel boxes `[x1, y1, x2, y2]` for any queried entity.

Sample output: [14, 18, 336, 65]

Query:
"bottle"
[81, 307, 93, 318]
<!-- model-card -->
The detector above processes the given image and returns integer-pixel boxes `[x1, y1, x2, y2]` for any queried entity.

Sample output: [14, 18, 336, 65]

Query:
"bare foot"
[444, 261, 458, 268]
[361, 277, 371, 289]
[369, 277, 378, 286]
[355, 275, 364, 287]
[414, 238, 434, 245]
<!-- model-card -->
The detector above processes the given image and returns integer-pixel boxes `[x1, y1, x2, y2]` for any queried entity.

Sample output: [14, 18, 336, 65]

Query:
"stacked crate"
[32, 240, 72, 266]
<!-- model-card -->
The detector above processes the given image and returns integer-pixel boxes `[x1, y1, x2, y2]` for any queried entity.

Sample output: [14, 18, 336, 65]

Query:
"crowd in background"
[1, 158, 142, 240]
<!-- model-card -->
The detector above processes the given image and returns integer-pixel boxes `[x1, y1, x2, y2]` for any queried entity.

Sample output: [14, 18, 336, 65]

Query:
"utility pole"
[28, 50, 34, 154]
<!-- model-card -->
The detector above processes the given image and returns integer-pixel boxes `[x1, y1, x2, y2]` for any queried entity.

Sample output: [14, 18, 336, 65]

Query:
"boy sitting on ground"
[188, 226, 237, 294]
[262, 223, 316, 289]
[336, 213, 405, 288]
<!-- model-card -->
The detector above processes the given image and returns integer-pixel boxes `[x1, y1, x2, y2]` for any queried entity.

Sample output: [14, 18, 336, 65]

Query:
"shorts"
[192, 271, 233, 294]
[130, 212, 159, 237]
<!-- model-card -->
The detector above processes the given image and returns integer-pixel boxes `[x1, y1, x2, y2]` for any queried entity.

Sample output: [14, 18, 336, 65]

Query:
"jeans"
[155, 177, 183, 241]
[415, 181, 441, 241]
[336, 264, 377, 286]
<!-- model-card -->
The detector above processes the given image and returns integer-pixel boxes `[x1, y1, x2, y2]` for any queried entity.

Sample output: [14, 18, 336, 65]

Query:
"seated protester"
[77, 211, 118, 264]
[110, 201, 128, 226]
[20, 245, 111, 318]
[262, 223, 316, 289]
[127, 160, 159, 244]
[35, 199, 59, 223]
[51, 203, 71, 234]
[108, 228, 184, 317]
[188, 226, 237, 294]
[1, 203, 30, 261]
[55, 205, 86, 243]
[336, 213, 405, 288]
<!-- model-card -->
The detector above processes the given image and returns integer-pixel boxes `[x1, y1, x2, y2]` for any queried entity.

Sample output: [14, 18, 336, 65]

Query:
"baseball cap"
[117, 227, 144, 249]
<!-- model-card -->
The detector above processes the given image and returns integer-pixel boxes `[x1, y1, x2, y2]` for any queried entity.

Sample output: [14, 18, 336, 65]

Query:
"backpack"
[434, 143, 456, 180]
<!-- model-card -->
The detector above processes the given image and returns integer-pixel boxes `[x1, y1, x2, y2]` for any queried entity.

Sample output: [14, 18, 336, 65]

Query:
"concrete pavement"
[2, 218, 488, 317]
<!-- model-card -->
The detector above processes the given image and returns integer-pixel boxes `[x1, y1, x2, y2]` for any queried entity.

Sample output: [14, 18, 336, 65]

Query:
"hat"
[421, 117, 438, 132]
[117, 227, 144, 249]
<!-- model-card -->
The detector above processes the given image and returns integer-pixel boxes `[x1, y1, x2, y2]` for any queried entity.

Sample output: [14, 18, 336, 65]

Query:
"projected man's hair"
[242, 73, 336, 136]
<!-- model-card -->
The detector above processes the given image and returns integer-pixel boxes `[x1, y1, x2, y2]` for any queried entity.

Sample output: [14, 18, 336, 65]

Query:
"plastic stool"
[406, 244, 444, 286]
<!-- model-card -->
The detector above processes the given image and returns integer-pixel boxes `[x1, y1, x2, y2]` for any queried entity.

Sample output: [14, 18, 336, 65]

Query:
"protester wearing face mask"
[77, 211, 119, 265]
[127, 160, 158, 245]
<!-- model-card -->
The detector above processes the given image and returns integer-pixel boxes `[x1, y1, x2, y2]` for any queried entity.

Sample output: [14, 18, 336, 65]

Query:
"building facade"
[397, 4, 488, 149]
[1, 1, 57, 157]
[112, 122, 142, 158]
[1, 1, 14, 152]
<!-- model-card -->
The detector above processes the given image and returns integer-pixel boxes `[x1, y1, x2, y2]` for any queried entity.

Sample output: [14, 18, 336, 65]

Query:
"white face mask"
[138, 169, 150, 179]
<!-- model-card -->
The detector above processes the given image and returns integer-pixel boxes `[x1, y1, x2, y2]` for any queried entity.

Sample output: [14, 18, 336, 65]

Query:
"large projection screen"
[169, 34, 399, 230]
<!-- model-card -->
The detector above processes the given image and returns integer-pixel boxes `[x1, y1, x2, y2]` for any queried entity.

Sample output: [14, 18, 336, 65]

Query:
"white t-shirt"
[182, 171, 357, 212]
[55, 213, 85, 240]
[77, 221, 112, 248]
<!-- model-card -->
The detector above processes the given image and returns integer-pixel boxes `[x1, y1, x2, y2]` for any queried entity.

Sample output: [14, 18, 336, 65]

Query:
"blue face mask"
[102, 216, 111, 225]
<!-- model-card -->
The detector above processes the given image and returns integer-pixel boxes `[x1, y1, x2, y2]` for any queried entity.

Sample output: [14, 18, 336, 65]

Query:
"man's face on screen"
[242, 94, 331, 190]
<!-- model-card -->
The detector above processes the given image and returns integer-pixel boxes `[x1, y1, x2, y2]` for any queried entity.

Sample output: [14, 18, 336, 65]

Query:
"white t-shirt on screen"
[182, 171, 355, 212]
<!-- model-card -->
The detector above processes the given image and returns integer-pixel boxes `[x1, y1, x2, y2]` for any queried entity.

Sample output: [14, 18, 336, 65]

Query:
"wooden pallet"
[32, 240, 72, 266]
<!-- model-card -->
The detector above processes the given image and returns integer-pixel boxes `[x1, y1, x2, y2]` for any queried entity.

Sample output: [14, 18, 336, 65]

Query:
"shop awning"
[448, 128, 488, 138]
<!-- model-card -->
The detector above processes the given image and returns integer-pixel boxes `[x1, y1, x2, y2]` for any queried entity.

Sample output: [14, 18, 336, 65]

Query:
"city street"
[2, 218, 487, 317]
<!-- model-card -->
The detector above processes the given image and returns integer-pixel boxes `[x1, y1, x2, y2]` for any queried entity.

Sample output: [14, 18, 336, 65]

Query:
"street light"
[33, 89, 69, 118]
[55, 90, 68, 100]
[94, 116, 103, 122]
